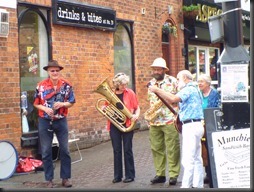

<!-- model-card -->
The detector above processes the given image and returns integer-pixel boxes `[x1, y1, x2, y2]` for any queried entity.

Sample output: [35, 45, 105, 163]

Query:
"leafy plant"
[162, 22, 177, 37]
[182, 4, 199, 12]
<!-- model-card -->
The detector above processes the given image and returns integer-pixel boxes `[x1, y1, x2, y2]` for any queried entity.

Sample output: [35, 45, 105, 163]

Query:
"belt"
[182, 119, 202, 124]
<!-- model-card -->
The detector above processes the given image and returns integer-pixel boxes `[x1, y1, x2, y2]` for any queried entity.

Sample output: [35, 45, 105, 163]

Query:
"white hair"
[112, 73, 130, 87]
[177, 70, 193, 80]
[198, 74, 212, 85]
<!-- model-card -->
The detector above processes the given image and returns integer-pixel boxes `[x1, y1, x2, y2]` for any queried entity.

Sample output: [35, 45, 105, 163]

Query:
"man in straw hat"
[146, 57, 180, 186]
[33, 60, 75, 188]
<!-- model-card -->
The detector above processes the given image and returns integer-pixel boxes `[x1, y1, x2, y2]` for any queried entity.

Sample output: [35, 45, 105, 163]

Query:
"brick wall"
[0, 7, 20, 150]
[0, 0, 185, 155]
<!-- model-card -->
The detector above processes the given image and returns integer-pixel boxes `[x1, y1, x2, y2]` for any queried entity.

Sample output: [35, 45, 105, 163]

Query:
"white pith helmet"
[150, 57, 169, 71]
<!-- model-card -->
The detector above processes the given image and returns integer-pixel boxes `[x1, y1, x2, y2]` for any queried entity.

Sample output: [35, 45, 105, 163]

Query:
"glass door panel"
[19, 9, 49, 133]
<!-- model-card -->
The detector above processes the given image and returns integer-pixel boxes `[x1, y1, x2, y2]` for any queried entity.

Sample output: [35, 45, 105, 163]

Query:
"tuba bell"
[94, 78, 136, 132]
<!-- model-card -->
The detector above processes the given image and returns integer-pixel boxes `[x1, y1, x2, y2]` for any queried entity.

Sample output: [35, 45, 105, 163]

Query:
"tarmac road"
[0, 130, 209, 190]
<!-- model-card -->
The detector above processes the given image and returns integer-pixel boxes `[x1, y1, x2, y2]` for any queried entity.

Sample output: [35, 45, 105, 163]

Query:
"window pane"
[209, 48, 218, 81]
[188, 46, 197, 77]
[19, 10, 48, 132]
[198, 49, 206, 75]
[114, 24, 133, 89]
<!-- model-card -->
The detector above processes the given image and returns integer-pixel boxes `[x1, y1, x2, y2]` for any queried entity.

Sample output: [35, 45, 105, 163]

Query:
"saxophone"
[144, 99, 164, 122]
[144, 81, 182, 133]
[144, 82, 164, 122]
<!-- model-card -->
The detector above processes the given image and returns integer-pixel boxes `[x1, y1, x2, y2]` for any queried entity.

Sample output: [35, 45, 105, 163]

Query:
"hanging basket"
[183, 10, 199, 19]
[162, 23, 177, 37]
[162, 28, 170, 35]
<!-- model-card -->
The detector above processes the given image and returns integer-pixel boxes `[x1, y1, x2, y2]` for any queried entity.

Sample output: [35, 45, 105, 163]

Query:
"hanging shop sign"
[52, 0, 116, 31]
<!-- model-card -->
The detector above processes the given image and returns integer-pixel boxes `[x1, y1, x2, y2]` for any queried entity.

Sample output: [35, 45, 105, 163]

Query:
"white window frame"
[188, 45, 220, 86]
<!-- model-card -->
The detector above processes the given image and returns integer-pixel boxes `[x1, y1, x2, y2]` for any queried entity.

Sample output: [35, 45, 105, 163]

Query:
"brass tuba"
[94, 78, 136, 132]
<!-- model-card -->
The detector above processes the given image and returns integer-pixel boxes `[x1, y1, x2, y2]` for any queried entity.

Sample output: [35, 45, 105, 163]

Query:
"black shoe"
[150, 175, 166, 184]
[169, 177, 177, 185]
[112, 178, 122, 183]
[204, 176, 210, 184]
[123, 178, 134, 183]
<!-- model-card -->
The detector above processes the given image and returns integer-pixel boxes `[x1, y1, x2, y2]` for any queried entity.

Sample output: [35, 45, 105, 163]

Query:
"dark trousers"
[38, 117, 71, 181]
[110, 124, 135, 180]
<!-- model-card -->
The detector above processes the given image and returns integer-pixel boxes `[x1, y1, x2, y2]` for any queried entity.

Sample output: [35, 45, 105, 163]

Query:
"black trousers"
[110, 124, 135, 180]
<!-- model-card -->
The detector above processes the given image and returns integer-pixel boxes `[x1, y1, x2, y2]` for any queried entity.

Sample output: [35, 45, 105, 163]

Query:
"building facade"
[182, 0, 250, 87]
[0, 0, 250, 157]
[0, 0, 185, 156]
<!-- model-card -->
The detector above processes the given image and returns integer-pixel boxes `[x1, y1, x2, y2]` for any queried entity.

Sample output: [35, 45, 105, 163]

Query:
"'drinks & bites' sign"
[52, 0, 116, 31]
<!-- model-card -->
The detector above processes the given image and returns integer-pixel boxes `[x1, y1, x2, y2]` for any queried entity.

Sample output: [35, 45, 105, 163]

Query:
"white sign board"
[221, 64, 249, 102]
[0, 0, 16, 9]
[214, 0, 238, 3]
[212, 128, 250, 188]
[208, 15, 224, 43]
[241, 0, 250, 11]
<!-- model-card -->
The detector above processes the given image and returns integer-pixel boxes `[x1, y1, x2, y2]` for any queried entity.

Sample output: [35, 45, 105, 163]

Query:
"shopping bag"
[16, 156, 43, 173]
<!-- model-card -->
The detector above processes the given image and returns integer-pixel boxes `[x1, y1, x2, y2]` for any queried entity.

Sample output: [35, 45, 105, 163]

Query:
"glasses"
[49, 70, 60, 73]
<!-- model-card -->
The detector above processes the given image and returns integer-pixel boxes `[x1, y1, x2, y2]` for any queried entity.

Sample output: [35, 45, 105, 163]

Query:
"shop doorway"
[18, 7, 50, 134]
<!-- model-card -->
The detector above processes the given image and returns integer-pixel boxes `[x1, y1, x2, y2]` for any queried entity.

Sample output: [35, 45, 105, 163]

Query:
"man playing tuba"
[146, 58, 181, 186]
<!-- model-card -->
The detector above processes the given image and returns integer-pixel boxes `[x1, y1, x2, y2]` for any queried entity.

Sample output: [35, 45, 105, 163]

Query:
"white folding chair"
[52, 131, 82, 164]
[68, 130, 83, 164]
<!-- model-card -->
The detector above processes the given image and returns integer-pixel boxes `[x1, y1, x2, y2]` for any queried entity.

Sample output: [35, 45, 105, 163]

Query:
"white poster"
[0, 0, 17, 9]
[221, 64, 249, 102]
[212, 128, 250, 188]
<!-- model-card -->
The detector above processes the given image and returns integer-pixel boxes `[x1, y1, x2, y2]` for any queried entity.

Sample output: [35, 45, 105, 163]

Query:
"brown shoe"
[62, 179, 72, 188]
[46, 180, 53, 188]
[204, 176, 210, 184]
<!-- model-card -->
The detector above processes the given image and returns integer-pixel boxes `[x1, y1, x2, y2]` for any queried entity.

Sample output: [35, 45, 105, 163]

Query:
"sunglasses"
[115, 73, 125, 78]
[49, 70, 60, 73]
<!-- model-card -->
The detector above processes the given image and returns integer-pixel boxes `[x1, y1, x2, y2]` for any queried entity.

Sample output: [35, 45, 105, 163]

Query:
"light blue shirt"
[176, 82, 204, 122]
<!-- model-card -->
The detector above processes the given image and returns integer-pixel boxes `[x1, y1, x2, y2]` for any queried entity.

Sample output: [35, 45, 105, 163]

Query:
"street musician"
[95, 73, 140, 184]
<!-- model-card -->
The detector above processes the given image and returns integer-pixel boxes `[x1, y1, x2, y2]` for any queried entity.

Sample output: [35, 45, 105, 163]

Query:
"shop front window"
[19, 8, 49, 133]
[114, 23, 134, 89]
[188, 46, 219, 85]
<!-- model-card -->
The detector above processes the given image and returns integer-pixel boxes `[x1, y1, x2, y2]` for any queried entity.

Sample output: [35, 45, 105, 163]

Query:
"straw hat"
[150, 57, 169, 71]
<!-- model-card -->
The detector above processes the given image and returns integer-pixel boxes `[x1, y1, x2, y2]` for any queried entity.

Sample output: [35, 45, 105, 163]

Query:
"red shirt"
[106, 88, 139, 131]
[33, 78, 75, 120]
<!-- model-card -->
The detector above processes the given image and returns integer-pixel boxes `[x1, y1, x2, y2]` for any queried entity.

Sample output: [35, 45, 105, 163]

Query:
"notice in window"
[221, 64, 248, 102]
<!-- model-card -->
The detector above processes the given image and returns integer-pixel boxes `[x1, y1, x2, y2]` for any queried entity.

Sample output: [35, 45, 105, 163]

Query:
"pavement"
[0, 130, 210, 191]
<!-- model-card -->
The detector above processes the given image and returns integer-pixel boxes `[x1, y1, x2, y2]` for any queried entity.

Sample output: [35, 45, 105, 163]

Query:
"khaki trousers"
[149, 124, 181, 178]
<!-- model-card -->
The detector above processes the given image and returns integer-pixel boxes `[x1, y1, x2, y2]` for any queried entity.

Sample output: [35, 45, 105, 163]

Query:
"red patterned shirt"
[33, 78, 75, 120]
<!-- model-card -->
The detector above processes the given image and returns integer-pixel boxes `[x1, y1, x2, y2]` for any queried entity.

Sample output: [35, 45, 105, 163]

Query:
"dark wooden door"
[162, 43, 170, 74]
